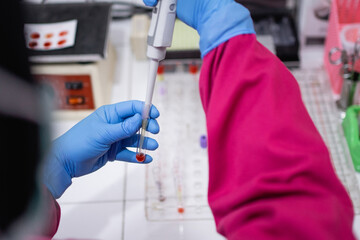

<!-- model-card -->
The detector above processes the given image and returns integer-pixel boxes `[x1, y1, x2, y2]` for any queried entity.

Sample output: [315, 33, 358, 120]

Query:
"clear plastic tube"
[136, 118, 148, 162]
[136, 60, 158, 162]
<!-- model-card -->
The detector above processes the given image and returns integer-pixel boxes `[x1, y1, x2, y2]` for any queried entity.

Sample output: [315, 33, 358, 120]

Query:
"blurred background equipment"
[299, 0, 331, 46]
[238, 0, 300, 68]
[23, 2, 116, 119]
[324, 0, 360, 96]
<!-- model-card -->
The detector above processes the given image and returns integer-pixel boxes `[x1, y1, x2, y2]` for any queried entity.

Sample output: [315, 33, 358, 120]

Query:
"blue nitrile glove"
[43, 101, 160, 199]
[143, 0, 255, 57]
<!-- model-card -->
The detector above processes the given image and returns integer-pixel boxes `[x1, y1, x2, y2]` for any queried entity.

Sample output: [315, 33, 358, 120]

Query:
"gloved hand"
[143, 0, 255, 57]
[43, 101, 160, 199]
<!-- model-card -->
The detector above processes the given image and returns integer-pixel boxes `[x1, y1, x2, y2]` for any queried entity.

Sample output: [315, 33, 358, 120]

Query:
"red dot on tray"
[29, 41, 38, 48]
[45, 33, 54, 39]
[58, 39, 67, 46]
[177, 207, 185, 214]
[30, 32, 40, 39]
[189, 64, 198, 74]
[44, 42, 52, 48]
[59, 31, 68, 37]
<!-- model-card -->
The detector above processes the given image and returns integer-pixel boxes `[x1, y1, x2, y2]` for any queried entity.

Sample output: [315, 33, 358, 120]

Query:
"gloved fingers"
[143, 0, 157, 7]
[115, 149, 153, 164]
[122, 135, 159, 150]
[105, 113, 142, 143]
[103, 107, 160, 144]
[114, 101, 160, 120]
[99, 101, 159, 124]
[147, 118, 160, 134]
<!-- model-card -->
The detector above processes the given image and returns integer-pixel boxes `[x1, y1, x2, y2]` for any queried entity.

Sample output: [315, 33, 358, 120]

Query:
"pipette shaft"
[136, 60, 159, 159]
[136, 0, 177, 160]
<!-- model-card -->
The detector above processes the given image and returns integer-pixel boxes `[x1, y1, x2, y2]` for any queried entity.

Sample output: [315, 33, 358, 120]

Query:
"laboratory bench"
[51, 20, 360, 239]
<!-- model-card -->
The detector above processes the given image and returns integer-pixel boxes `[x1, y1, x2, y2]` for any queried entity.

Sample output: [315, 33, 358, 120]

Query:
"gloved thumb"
[105, 113, 142, 143]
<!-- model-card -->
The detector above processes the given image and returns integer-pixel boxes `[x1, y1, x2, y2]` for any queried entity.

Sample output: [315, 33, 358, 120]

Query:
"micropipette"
[136, 0, 177, 161]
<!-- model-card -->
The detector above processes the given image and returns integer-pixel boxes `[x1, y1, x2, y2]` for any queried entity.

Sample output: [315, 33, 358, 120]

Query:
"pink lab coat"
[200, 34, 355, 239]
[41, 34, 354, 239]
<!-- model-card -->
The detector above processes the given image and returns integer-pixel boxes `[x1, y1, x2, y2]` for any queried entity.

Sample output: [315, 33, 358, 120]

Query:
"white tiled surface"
[54, 202, 124, 240]
[123, 201, 224, 240]
[124, 163, 147, 201]
[58, 163, 126, 204]
[51, 20, 360, 240]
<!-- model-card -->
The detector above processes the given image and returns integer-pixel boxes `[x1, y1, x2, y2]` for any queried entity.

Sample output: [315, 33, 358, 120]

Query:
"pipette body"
[136, 0, 177, 160]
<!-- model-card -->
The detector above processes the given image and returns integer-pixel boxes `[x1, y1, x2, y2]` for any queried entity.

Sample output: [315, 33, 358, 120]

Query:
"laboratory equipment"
[342, 106, 360, 172]
[130, 14, 151, 61]
[328, 36, 360, 109]
[146, 66, 360, 221]
[324, 0, 360, 94]
[31, 44, 116, 119]
[145, 61, 212, 221]
[24, 2, 115, 120]
[252, 13, 299, 67]
[299, 0, 330, 46]
[136, 0, 177, 161]
[292, 69, 360, 215]
[23, 3, 112, 63]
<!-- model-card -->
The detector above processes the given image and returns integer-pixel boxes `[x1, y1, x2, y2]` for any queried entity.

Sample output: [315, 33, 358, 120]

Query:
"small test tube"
[136, 60, 159, 162]
[136, 104, 152, 162]
[136, 119, 148, 162]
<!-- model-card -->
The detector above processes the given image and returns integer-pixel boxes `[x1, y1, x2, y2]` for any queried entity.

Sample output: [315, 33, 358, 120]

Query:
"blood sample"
[136, 109, 150, 162]
[177, 207, 185, 214]
[189, 64, 198, 75]
[30, 33, 40, 39]
[45, 33, 54, 39]
[59, 31, 68, 37]
[29, 42, 38, 48]
[136, 153, 146, 162]
[44, 42, 52, 48]
[157, 65, 165, 75]
[157, 65, 165, 81]
[58, 39, 67, 46]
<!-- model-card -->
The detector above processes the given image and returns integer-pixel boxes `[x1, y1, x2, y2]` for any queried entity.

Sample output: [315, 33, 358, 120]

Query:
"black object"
[0, 0, 41, 234]
[236, 0, 287, 12]
[22, 3, 112, 63]
[165, 50, 201, 60]
[238, 1, 300, 68]
[65, 81, 83, 90]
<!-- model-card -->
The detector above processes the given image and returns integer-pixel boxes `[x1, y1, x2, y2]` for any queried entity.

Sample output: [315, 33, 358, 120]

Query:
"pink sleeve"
[42, 187, 61, 238]
[28, 187, 61, 240]
[200, 34, 355, 240]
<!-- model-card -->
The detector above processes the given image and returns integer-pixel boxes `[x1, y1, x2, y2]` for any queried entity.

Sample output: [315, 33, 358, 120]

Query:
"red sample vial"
[136, 153, 146, 162]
